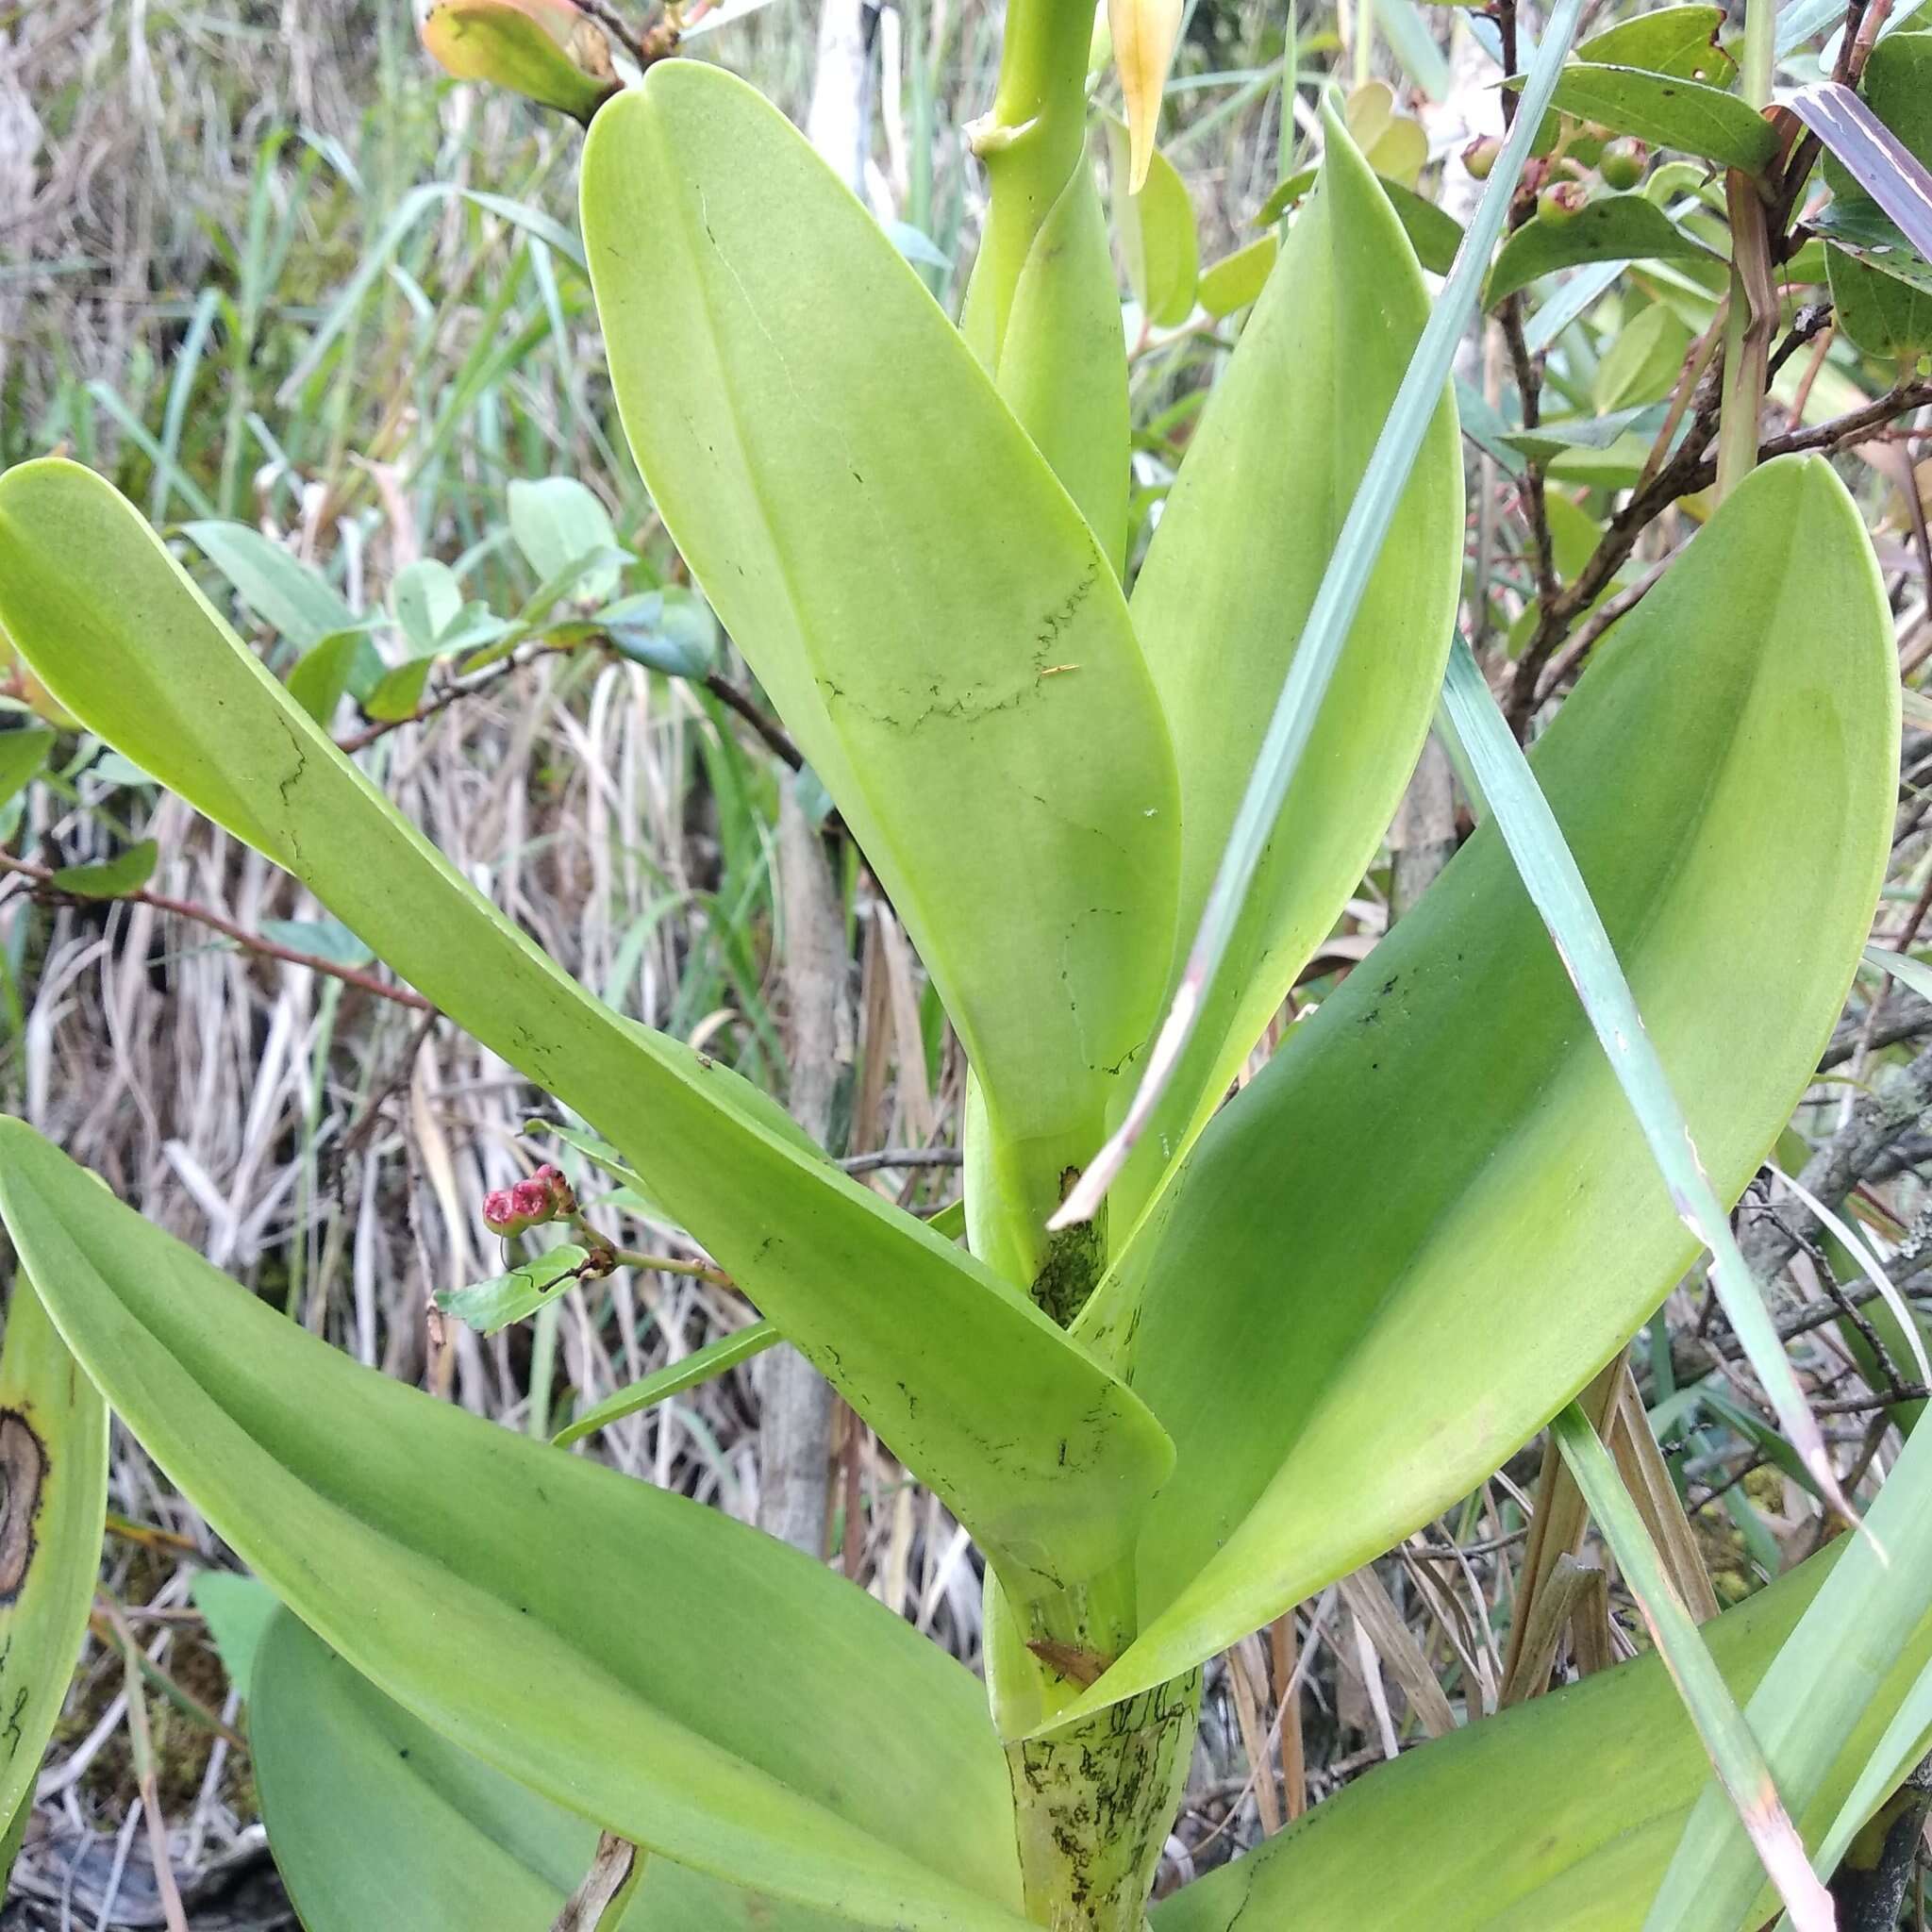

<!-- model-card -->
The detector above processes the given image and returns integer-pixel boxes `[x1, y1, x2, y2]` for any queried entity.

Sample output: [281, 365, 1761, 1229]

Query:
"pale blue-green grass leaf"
[1549, 1407, 1828, 1930]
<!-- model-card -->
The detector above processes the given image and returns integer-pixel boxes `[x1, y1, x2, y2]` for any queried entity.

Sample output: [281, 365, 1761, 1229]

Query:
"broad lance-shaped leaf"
[1576, 5, 1737, 84]
[1541, 63, 1779, 173]
[1153, 1540, 1932, 1930]
[1050, 456, 1895, 1726]
[580, 62, 1180, 1276]
[0, 458, 1174, 1627]
[1485, 193, 1715, 308]
[253, 1611, 852, 1930]
[0, 1271, 107, 1882]
[1107, 110, 1462, 1233]
[0, 1125, 1026, 1929]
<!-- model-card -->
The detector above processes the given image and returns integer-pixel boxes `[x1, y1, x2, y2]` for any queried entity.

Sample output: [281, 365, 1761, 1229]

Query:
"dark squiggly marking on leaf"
[0, 1410, 47, 1605]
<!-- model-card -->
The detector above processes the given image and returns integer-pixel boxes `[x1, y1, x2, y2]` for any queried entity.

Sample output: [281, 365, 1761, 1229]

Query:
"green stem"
[966, 0, 1096, 365]
[1741, 0, 1774, 112]
[1716, 0, 1777, 500]
[1714, 170, 1774, 503]
[1005, 1674, 1202, 1930]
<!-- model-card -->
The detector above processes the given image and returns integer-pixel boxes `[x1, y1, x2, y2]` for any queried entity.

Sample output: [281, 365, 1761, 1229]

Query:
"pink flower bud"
[534, 1162, 575, 1215]
[510, 1176, 551, 1223]
[482, 1187, 522, 1236]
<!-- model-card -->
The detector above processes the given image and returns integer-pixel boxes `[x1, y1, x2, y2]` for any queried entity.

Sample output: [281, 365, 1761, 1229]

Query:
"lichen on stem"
[1005, 1672, 1202, 1931]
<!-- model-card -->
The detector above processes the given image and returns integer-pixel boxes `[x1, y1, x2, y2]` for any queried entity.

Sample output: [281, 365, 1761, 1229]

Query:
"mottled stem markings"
[1006, 1672, 1201, 1931]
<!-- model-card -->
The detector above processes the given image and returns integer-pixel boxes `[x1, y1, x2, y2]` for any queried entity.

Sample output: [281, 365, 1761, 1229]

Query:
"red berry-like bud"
[482, 1187, 521, 1235]
[1537, 180, 1591, 226]
[510, 1176, 551, 1223]
[1462, 135, 1503, 181]
[535, 1162, 575, 1215]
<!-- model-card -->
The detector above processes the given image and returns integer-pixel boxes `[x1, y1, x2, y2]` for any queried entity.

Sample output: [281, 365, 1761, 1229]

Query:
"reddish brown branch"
[0, 851, 433, 1010]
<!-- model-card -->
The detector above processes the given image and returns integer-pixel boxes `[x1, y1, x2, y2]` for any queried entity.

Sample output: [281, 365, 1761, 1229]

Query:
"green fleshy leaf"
[998, 156, 1130, 573]
[582, 65, 1180, 1274]
[1055, 456, 1896, 1725]
[1152, 1543, 1931, 1930]
[254, 1610, 852, 1929]
[0, 458, 1174, 1622]
[0, 1274, 107, 1878]
[1106, 110, 1463, 1234]
[0, 1122, 1028, 1929]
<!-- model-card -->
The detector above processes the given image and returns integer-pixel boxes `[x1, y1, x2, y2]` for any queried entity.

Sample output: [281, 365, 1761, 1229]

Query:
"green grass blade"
[1648, 1352, 1932, 1929]
[1549, 1405, 1830, 1931]
[1438, 587, 1857, 1518]
[152, 287, 222, 525]
[1053, 0, 1592, 1230]
[1766, 1158, 1929, 1385]
[84, 379, 217, 520]
[554, 1322, 780, 1449]
[1867, 942, 1932, 1006]
[1811, 1655, 1932, 1886]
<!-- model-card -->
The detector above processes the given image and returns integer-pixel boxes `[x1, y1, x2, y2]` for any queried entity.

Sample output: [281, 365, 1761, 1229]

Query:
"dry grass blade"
[1787, 83, 1932, 258]
[1337, 1567, 1457, 1739]
[96, 1593, 192, 1932]
[1500, 1554, 1605, 1709]
[1503, 1358, 1621, 1699]
[1604, 1366, 1720, 1627]
[550, 1832, 643, 1931]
